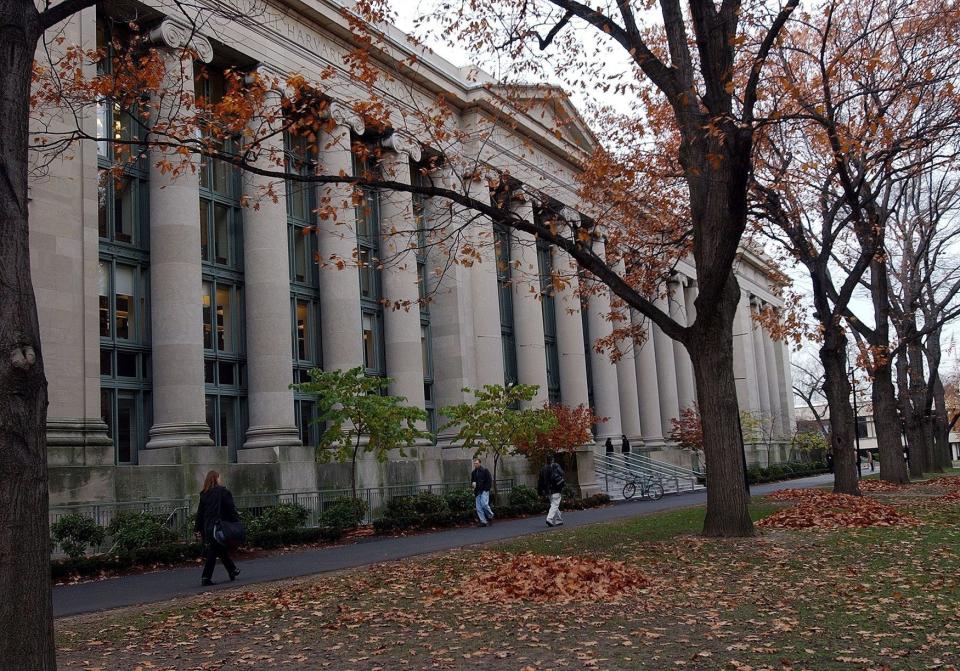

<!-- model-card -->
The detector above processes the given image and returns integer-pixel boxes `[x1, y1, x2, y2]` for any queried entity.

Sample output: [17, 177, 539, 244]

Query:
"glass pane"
[289, 181, 308, 221]
[116, 394, 135, 463]
[204, 360, 214, 384]
[216, 285, 232, 352]
[362, 313, 375, 370]
[220, 397, 236, 449]
[97, 102, 108, 157]
[293, 228, 307, 283]
[113, 177, 136, 244]
[299, 400, 315, 445]
[98, 262, 110, 338]
[98, 171, 108, 237]
[116, 351, 137, 378]
[202, 282, 213, 349]
[359, 249, 374, 299]
[100, 349, 112, 376]
[296, 300, 309, 361]
[214, 203, 230, 265]
[199, 199, 210, 262]
[114, 265, 135, 340]
[218, 361, 235, 386]
[205, 396, 216, 441]
[421, 324, 430, 375]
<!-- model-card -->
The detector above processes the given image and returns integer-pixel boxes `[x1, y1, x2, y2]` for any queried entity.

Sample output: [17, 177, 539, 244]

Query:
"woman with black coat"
[194, 470, 241, 586]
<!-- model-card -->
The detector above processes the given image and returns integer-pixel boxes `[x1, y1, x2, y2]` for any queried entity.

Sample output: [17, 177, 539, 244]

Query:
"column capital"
[149, 18, 213, 63]
[382, 131, 422, 162]
[325, 101, 365, 136]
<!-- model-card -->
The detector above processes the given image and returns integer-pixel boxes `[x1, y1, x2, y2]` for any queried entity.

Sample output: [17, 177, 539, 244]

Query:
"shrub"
[508, 485, 540, 510]
[443, 487, 475, 513]
[260, 502, 309, 531]
[106, 511, 177, 553]
[318, 497, 367, 533]
[51, 514, 106, 560]
[411, 491, 449, 516]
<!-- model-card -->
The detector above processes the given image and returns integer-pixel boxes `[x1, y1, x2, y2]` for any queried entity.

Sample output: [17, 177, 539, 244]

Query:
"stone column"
[750, 298, 773, 449]
[143, 25, 216, 461]
[554, 251, 590, 408]
[733, 291, 762, 415]
[470, 216, 504, 390]
[317, 103, 365, 372]
[510, 197, 549, 407]
[379, 134, 427, 413]
[653, 294, 680, 436]
[762, 320, 785, 438]
[670, 276, 697, 412]
[240, 84, 302, 460]
[585, 237, 622, 440]
[613, 263, 642, 443]
[633, 310, 663, 445]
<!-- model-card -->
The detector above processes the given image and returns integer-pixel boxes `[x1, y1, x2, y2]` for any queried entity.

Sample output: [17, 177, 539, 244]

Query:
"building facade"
[34, 0, 796, 506]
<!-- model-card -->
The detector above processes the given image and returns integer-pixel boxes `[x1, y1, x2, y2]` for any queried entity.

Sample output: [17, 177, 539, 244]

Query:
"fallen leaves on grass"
[858, 479, 907, 492]
[758, 492, 921, 530]
[457, 552, 649, 604]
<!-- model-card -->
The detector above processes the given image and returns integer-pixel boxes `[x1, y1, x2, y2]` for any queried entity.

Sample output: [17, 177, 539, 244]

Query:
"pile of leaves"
[457, 552, 649, 604]
[921, 476, 960, 490]
[758, 492, 920, 530]
[858, 479, 907, 492]
[764, 488, 835, 502]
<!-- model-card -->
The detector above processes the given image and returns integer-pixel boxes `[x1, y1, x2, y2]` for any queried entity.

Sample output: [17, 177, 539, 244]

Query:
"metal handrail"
[595, 453, 704, 494]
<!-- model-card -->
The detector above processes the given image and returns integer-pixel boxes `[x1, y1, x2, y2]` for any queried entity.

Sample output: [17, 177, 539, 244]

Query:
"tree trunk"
[905, 341, 931, 477]
[932, 373, 953, 469]
[0, 2, 55, 668]
[688, 274, 753, 538]
[351, 433, 361, 501]
[820, 329, 860, 495]
[871, 363, 909, 484]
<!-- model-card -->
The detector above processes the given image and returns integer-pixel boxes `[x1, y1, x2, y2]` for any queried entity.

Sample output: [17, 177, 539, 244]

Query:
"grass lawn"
[56, 474, 960, 670]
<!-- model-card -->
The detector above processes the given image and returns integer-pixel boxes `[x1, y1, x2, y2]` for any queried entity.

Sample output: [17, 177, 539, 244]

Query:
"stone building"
[34, 0, 795, 506]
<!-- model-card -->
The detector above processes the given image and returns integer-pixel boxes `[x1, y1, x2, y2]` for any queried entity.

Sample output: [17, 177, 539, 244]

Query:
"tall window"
[197, 66, 246, 461]
[537, 238, 562, 404]
[97, 17, 151, 464]
[355, 152, 386, 378]
[494, 224, 518, 386]
[287, 132, 323, 446]
[412, 165, 436, 433]
[580, 277, 596, 416]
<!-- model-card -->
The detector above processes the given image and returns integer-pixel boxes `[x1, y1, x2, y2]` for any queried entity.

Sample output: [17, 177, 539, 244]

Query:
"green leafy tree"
[292, 367, 431, 499]
[790, 431, 830, 455]
[441, 384, 557, 496]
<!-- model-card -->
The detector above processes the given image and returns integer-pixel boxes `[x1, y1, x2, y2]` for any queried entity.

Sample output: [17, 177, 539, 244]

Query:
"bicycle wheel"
[646, 482, 664, 501]
[622, 481, 636, 500]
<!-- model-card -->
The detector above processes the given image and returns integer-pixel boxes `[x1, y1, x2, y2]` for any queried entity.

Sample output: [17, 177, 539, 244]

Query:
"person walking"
[537, 455, 566, 527]
[867, 451, 875, 472]
[194, 470, 241, 586]
[621, 434, 631, 455]
[470, 458, 495, 526]
[604, 437, 614, 454]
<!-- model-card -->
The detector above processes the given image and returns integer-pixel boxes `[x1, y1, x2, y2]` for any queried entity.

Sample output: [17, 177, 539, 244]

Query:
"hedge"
[746, 460, 828, 484]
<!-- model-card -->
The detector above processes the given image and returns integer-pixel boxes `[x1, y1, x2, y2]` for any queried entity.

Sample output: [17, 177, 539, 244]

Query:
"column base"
[142, 422, 218, 464]
[47, 418, 114, 466]
[242, 425, 303, 453]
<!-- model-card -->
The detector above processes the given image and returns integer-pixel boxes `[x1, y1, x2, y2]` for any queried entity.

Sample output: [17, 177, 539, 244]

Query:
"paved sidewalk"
[53, 472, 841, 617]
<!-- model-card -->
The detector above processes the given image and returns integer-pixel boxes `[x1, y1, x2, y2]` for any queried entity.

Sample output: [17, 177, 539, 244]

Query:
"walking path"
[53, 472, 846, 617]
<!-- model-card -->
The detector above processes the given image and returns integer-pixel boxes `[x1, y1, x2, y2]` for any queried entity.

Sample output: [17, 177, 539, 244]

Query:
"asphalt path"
[53, 471, 846, 617]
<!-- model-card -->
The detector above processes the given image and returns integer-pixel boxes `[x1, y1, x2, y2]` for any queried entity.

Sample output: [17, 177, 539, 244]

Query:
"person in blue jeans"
[470, 458, 495, 526]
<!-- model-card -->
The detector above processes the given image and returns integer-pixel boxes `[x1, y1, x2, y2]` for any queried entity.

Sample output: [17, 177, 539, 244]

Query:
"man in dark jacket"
[470, 458, 494, 526]
[537, 455, 565, 527]
[195, 470, 241, 586]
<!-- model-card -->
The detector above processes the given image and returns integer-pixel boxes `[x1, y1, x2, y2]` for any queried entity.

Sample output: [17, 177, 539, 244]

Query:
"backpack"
[550, 463, 565, 492]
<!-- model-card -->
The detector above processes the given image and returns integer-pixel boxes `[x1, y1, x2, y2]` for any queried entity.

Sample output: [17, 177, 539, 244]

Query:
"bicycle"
[622, 475, 664, 501]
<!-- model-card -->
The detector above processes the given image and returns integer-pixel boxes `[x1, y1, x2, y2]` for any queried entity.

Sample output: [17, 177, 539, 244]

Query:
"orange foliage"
[515, 403, 603, 462]
[457, 552, 649, 604]
[759, 491, 920, 529]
